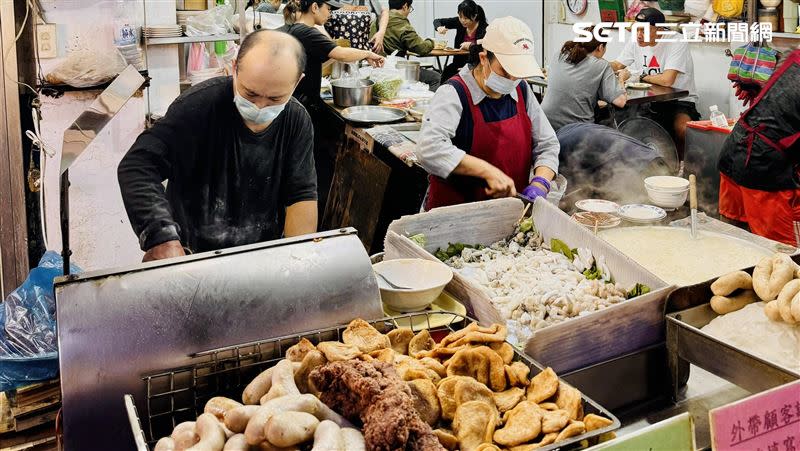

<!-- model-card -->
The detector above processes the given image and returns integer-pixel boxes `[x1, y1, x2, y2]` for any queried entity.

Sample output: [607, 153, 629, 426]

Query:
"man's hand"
[369, 31, 385, 54]
[437, 26, 448, 35]
[365, 51, 385, 67]
[483, 165, 517, 198]
[142, 240, 186, 262]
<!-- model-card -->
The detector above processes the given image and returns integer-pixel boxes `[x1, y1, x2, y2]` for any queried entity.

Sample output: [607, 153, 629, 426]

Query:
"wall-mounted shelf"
[38, 70, 150, 98]
[144, 33, 241, 45]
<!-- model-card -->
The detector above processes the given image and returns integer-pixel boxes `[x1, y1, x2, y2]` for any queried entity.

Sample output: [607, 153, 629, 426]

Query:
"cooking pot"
[332, 78, 375, 107]
[396, 60, 421, 82]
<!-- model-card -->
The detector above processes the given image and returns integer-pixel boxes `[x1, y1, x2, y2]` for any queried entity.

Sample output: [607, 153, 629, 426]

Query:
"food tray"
[125, 312, 620, 451]
[384, 198, 673, 374]
[665, 257, 800, 399]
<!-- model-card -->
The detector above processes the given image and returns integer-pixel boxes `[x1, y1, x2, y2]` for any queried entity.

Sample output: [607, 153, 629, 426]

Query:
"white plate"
[626, 82, 652, 90]
[575, 199, 620, 214]
[571, 212, 621, 229]
[617, 204, 667, 223]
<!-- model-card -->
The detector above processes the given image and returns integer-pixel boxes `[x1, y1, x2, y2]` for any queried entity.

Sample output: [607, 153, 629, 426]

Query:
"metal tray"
[126, 312, 620, 451]
[665, 257, 800, 399]
[341, 105, 407, 124]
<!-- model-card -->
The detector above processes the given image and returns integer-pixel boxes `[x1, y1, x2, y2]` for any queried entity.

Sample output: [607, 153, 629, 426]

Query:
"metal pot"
[331, 78, 375, 107]
[396, 60, 420, 82]
[331, 61, 360, 80]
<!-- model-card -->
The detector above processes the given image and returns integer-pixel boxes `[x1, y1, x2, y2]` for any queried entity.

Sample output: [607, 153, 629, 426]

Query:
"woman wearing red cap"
[417, 17, 560, 210]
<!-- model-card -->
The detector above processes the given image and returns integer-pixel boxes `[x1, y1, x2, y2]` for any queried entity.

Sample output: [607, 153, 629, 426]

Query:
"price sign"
[710, 380, 800, 451]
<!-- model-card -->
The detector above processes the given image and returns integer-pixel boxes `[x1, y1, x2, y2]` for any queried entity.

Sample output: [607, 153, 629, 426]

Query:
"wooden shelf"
[144, 33, 241, 45]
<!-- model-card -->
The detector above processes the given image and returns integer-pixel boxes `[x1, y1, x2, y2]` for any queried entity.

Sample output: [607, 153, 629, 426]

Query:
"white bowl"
[373, 258, 453, 312]
[647, 188, 689, 209]
[644, 176, 690, 192]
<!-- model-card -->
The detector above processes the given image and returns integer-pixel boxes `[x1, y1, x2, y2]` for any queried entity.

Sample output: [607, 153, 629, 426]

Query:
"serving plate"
[617, 204, 666, 223]
[340, 105, 407, 124]
[626, 82, 652, 90]
[575, 199, 620, 213]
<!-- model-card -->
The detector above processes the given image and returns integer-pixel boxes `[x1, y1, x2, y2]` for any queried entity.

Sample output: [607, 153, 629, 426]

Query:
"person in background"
[255, 0, 282, 13]
[433, 0, 488, 83]
[337, 0, 390, 53]
[280, 0, 384, 218]
[610, 8, 699, 161]
[380, 0, 441, 91]
[417, 17, 560, 210]
[718, 49, 800, 247]
[542, 28, 669, 203]
[118, 31, 317, 261]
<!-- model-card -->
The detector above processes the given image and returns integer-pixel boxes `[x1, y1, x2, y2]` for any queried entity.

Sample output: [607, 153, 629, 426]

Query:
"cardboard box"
[384, 198, 674, 373]
[180, 0, 209, 11]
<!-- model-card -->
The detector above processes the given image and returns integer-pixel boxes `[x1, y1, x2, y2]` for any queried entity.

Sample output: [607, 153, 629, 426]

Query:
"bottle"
[709, 105, 729, 129]
[113, 0, 136, 46]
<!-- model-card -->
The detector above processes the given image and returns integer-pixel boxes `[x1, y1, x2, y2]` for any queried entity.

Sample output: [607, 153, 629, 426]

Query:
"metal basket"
[125, 312, 620, 451]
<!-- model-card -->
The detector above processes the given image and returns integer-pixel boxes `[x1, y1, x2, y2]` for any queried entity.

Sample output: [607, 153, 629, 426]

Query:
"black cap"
[301, 0, 342, 10]
[325, 0, 343, 8]
[635, 8, 666, 26]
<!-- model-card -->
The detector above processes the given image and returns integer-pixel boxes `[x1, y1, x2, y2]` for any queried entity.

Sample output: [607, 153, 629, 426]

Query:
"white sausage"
[260, 360, 301, 404]
[340, 428, 366, 451]
[205, 397, 243, 421]
[776, 279, 800, 324]
[265, 411, 319, 447]
[244, 406, 278, 446]
[242, 367, 275, 405]
[310, 420, 342, 451]
[186, 413, 226, 451]
[155, 437, 177, 451]
[222, 434, 249, 451]
[224, 405, 262, 433]
[171, 421, 199, 450]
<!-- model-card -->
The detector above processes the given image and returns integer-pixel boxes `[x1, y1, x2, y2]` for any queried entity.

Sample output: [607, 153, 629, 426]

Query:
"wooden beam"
[0, 0, 32, 296]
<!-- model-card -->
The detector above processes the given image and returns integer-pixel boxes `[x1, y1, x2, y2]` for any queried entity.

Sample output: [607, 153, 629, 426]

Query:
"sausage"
[244, 406, 278, 446]
[260, 360, 301, 404]
[242, 361, 299, 405]
[764, 300, 783, 321]
[710, 290, 758, 315]
[711, 271, 753, 296]
[205, 397, 243, 421]
[155, 437, 177, 451]
[186, 413, 226, 451]
[776, 279, 800, 324]
[265, 411, 319, 447]
[753, 254, 795, 301]
[792, 291, 800, 323]
[340, 428, 366, 451]
[171, 421, 199, 450]
[222, 434, 249, 451]
[224, 405, 261, 433]
[310, 420, 342, 451]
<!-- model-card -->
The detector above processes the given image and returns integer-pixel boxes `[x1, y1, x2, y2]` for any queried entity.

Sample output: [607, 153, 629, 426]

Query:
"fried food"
[417, 345, 470, 361]
[387, 328, 415, 355]
[317, 341, 362, 362]
[409, 378, 442, 426]
[433, 429, 458, 450]
[310, 360, 445, 451]
[508, 432, 558, 450]
[475, 445, 501, 451]
[420, 357, 447, 377]
[396, 356, 442, 384]
[454, 378, 495, 409]
[505, 362, 531, 387]
[440, 323, 508, 348]
[446, 346, 507, 391]
[343, 319, 391, 353]
[493, 401, 542, 447]
[437, 376, 470, 421]
[286, 338, 316, 363]
[489, 342, 515, 365]
[527, 368, 559, 403]
[294, 350, 326, 395]
[584, 413, 613, 432]
[554, 382, 583, 420]
[409, 330, 437, 358]
[555, 420, 586, 442]
[368, 348, 396, 364]
[541, 409, 570, 434]
[493, 387, 525, 413]
[453, 401, 498, 451]
[538, 402, 559, 411]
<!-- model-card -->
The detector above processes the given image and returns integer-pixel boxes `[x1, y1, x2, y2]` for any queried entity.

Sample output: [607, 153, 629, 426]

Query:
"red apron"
[425, 76, 533, 210]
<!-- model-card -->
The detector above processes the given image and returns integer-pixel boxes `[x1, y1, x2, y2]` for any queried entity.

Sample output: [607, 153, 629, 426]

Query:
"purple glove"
[520, 184, 548, 202]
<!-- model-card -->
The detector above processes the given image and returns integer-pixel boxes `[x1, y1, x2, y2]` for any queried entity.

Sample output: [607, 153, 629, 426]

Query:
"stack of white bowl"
[644, 176, 690, 209]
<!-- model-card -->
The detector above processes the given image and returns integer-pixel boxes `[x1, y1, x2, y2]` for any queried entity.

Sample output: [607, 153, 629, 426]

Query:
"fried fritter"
[446, 346, 507, 391]
[493, 387, 525, 413]
[317, 341, 362, 362]
[493, 401, 542, 447]
[286, 338, 316, 363]
[527, 368, 559, 403]
[409, 330, 436, 358]
[387, 328, 415, 355]
[343, 319, 391, 353]
[408, 378, 442, 426]
[453, 401, 497, 451]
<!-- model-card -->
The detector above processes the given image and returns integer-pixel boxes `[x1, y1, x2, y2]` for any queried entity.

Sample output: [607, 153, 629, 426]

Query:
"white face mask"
[233, 91, 287, 125]
[484, 65, 518, 95]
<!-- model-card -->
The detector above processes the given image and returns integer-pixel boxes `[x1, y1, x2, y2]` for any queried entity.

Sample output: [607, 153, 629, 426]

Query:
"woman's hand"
[437, 26, 448, 35]
[369, 31, 385, 54]
[365, 51, 385, 67]
[616, 69, 630, 85]
[483, 165, 517, 198]
[459, 41, 472, 50]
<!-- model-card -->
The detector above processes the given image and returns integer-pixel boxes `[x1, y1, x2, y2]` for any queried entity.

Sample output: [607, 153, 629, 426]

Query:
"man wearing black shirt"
[118, 30, 318, 261]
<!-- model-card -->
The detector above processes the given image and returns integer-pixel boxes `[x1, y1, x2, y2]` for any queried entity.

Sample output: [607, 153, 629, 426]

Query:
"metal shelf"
[144, 33, 241, 45]
[38, 70, 150, 98]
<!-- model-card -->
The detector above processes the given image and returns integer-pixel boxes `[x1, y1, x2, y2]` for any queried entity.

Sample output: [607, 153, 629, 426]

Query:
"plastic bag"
[44, 49, 127, 88]
[186, 4, 235, 36]
[370, 68, 404, 101]
[0, 251, 81, 391]
[683, 0, 711, 18]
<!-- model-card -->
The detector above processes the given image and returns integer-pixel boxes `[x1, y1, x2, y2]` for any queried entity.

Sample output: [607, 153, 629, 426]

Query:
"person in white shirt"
[611, 8, 700, 160]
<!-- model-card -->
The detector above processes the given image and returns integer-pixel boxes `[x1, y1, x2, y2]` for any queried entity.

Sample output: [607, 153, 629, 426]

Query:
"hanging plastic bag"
[185, 4, 235, 36]
[370, 67, 404, 101]
[0, 251, 82, 391]
[44, 48, 127, 88]
[684, 0, 711, 18]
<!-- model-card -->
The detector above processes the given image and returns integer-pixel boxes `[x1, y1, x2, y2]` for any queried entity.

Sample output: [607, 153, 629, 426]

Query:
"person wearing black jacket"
[433, 0, 488, 83]
[118, 30, 318, 261]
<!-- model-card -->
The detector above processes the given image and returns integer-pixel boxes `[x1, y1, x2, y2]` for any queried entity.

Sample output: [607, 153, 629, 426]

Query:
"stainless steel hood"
[55, 228, 382, 450]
